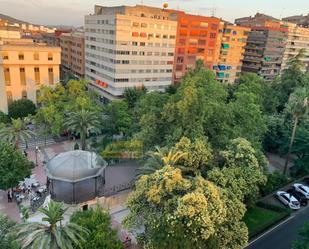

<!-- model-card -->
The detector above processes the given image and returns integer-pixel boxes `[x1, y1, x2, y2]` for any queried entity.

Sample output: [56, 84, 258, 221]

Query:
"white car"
[293, 183, 309, 199]
[276, 191, 300, 210]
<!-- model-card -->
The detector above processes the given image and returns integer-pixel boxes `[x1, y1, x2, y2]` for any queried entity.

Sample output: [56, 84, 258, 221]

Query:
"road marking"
[246, 215, 295, 247]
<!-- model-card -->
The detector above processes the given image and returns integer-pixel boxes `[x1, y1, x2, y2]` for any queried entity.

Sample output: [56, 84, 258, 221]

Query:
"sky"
[0, 0, 309, 26]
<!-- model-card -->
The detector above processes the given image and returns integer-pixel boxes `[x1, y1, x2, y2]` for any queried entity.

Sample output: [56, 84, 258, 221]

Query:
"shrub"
[8, 99, 36, 119]
[260, 171, 291, 196]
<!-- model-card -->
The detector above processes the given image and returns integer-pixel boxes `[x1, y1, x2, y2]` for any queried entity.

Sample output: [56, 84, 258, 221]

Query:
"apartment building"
[283, 14, 309, 28]
[169, 10, 222, 82]
[41, 29, 71, 47]
[235, 13, 281, 28]
[241, 26, 288, 81]
[281, 23, 309, 72]
[214, 24, 250, 83]
[85, 5, 177, 101]
[60, 32, 85, 79]
[0, 26, 21, 39]
[0, 39, 60, 113]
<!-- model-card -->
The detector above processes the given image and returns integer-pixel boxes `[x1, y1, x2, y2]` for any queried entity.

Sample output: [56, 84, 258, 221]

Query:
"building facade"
[60, 32, 85, 79]
[214, 24, 250, 83]
[169, 11, 222, 83]
[241, 26, 288, 81]
[281, 23, 309, 72]
[0, 39, 60, 113]
[85, 5, 177, 100]
[283, 14, 309, 28]
[0, 26, 21, 39]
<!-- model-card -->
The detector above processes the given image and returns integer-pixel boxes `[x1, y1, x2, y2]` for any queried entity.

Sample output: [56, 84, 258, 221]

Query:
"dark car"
[287, 188, 308, 206]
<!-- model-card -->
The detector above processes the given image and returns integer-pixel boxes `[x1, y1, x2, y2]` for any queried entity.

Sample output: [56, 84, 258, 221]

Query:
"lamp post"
[35, 146, 39, 167]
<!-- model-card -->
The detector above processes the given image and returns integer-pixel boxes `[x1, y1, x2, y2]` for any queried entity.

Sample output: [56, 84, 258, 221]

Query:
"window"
[163, 35, 168, 39]
[132, 41, 138, 46]
[7, 91, 13, 106]
[211, 24, 218, 30]
[210, 33, 217, 39]
[4, 68, 10, 86]
[200, 22, 209, 28]
[208, 49, 214, 56]
[22, 90, 27, 99]
[48, 68, 54, 85]
[48, 53, 53, 61]
[141, 23, 147, 28]
[132, 22, 139, 27]
[2, 53, 9, 60]
[169, 35, 176, 39]
[34, 67, 40, 84]
[20, 68, 26, 85]
[140, 42, 145, 46]
[33, 53, 39, 60]
[18, 53, 24, 60]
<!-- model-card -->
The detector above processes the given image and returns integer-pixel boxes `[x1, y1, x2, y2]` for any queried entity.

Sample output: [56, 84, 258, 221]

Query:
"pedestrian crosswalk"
[20, 136, 56, 150]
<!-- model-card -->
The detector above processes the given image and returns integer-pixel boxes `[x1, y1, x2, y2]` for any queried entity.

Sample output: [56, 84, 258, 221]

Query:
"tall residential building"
[85, 5, 177, 101]
[214, 24, 250, 83]
[0, 39, 60, 113]
[169, 11, 222, 83]
[235, 13, 280, 28]
[281, 23, 309, 72]
[60, 32, 85, 79]
[283, 14, 309, 28]
[241, 26, 288, 81]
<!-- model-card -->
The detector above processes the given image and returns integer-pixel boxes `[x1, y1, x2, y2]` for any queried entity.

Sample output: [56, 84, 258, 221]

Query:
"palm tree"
[65, 109, 101, 150]
[136, 146, 187, 178]
[284, 87, 309, 174]
[0, 118, 35, 149]
[13, 200, 88, 249]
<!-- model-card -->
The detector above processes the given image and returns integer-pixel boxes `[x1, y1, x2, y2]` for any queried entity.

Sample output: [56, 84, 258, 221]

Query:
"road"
[246, 206, 309, 249]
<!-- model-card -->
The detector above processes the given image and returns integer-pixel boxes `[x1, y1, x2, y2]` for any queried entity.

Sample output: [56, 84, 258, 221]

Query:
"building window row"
[131, 32, 176, 39]
[2, 52, 53, 61]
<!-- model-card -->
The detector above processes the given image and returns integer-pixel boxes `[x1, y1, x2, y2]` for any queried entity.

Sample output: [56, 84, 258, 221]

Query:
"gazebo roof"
[46, 150, 107, 182]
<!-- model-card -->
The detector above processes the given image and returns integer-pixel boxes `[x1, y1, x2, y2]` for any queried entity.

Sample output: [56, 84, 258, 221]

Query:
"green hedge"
[244, 203, 291, 239]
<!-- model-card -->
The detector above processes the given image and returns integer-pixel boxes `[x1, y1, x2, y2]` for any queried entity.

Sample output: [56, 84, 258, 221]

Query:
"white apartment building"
[85, 5, 177, 100]
[281, 23, 309, 72]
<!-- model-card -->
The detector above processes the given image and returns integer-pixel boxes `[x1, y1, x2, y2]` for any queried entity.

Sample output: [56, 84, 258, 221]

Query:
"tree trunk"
[81, 132, 86, 150]
[284, 116, 299, 175]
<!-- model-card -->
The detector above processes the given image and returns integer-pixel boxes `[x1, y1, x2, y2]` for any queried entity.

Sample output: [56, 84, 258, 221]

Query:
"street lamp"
[35, 146, 39, 166]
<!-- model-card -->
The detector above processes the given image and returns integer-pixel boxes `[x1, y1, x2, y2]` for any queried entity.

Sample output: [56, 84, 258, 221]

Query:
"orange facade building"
[214, 24, 250, 83]
[170, 11, 222, 83]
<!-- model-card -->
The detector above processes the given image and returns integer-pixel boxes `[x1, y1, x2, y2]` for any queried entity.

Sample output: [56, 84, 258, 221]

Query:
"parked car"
[287, 188, 308, 206]
[276, 191, 300, 210]
[293, 183, 309, 199]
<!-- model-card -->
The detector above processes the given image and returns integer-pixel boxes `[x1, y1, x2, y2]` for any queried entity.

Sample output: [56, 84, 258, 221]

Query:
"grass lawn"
[244, 206, 288, 238]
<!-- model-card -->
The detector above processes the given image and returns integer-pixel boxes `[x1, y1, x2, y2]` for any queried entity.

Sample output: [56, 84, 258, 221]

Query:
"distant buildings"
[85, 5, 177, 101]
[236, 13, 309, 81]
[41, 29, 71, 47]
[0, 39, 60, 113]
[0, 26, 21, 39]
[60, 32, 85, 79]
[283, 14, 309, 28]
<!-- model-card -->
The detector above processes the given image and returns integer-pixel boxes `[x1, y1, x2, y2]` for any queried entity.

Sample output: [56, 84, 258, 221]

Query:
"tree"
[0, 111, 10, 124]
[8, 99, 36, 119]
[125, 166, 226, 249]
[283, 87, 309, 174]
[274, 49, 307, 111]
[103, 101, 133, 137]
[14, 200, 88, 249]
[0, 118, 35, 149]
[0, 214, 20, 249]
[65, 109, 101, 150]
[123, 86, 146, 109]
[70, 206, 123, 249]
[293, 222, 309, 249]
[0, 142, 32, 190]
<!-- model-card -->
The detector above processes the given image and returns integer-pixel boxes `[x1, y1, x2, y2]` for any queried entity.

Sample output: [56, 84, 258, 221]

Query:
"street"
[246, 206, 309, 249]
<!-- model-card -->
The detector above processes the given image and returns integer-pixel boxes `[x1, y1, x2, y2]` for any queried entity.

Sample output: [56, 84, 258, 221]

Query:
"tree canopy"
[0, 142, 32, 190]
[70, 206, 123, 249]
[8, 99, 36, 119]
